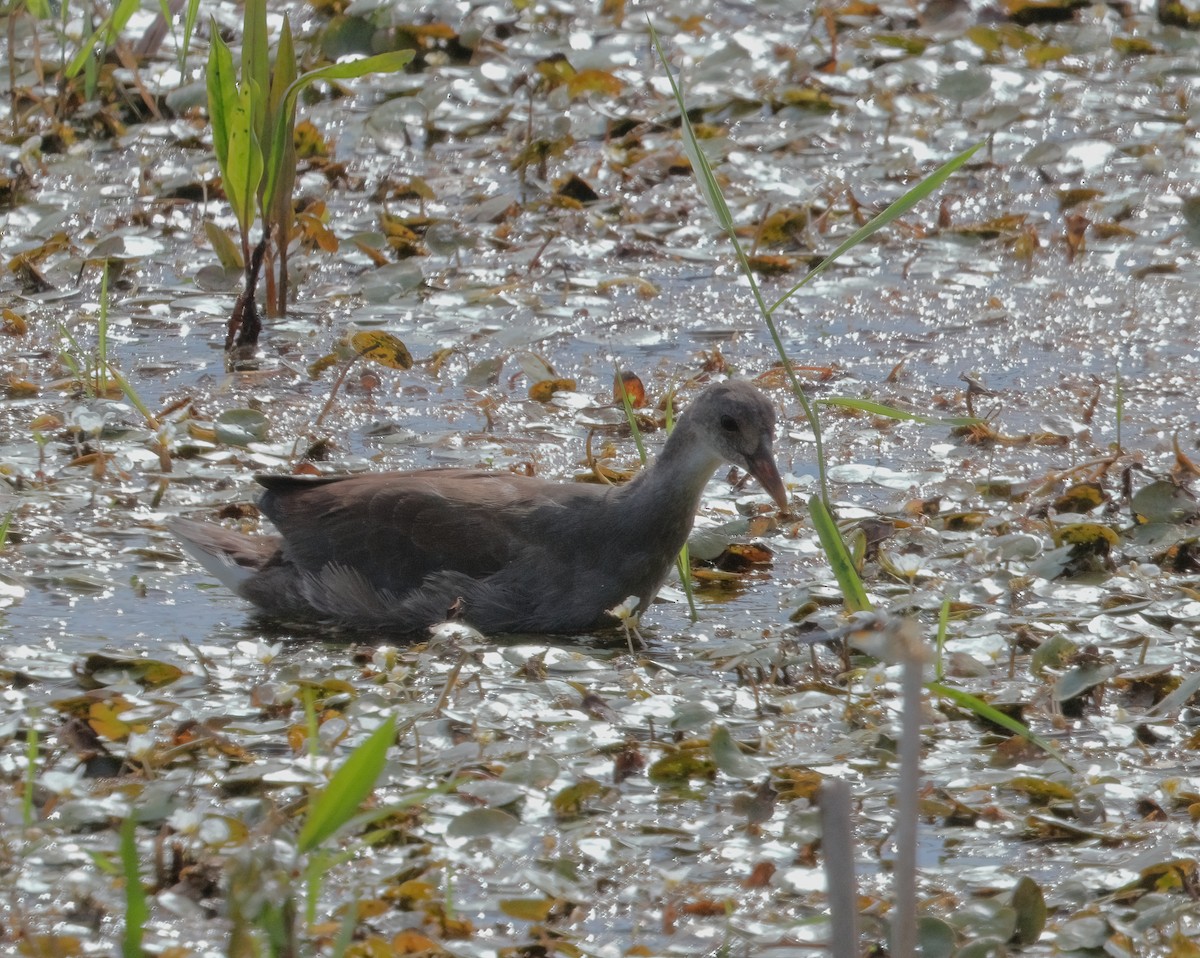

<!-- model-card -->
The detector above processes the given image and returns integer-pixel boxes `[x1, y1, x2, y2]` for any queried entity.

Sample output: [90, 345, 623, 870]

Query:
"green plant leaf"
[265, 16, 299, 222]
[709, 724, 764, 779]
[263, 50, 414, 206]
[297, 716, 395, 854]
[809, 494, 872, 613]
[204, 222, 245, 272]
[651, 31, 732, 231]
[242, 0, 270, 141]
[180, 0, 202, 76]
[446, 807, 519, 838]
[65, 0, 140, 77]
[816, 397, 982, 427]
[120, 816, 148, 958]
[226, 81, 264, 231]
[206, 26, 238, 174]
[769, 140, 986, 313]
[927, 681, 1072, 768]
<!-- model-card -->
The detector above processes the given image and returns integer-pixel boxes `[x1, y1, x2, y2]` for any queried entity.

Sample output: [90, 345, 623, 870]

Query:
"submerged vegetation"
[1, 0, 1200, 955]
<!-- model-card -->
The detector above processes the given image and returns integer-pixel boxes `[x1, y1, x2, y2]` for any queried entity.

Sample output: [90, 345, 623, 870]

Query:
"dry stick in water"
[820, 778, 859, 958]
[892, 618, 928, 958]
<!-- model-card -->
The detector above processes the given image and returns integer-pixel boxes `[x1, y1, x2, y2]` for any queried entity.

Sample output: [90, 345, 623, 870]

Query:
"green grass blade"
[180, 0, 201, 77]
[651, 42, 731, 232]
[816, 397, 982, 427]
[809, 494, 871, 613]
[65, 0, 139, 77]
[263, 50, 413, 206]
[98, 261, 109, 396]
[768, 140, 985, 314]
[297, 717, 395, 854]
[22, 721, 36, 826]
[934, 593, 952, 682]
[120, 816, 148, 958]
[105, 364, 158, 428]
[1114, 367, 1124, 454]
[927, 681, 1072, 769]
[649, 23, 832, 508]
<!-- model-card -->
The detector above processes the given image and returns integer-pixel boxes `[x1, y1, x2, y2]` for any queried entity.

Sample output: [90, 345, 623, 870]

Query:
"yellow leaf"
[89, 700, 135, 740]
[529, 378, 576, 402]
[1053, 523, 1120, 552]
[535, 54, 575, 86]
[567, 68, 623, 98]
[2, 308, 27, 335]
[5, 376, 38, 399]
[390, 930, 442, 954]
[293, 119, 330, 159]
[350, 331, 414, 370]
[307, 352, 341, 379]
[500, 898, 556, 921]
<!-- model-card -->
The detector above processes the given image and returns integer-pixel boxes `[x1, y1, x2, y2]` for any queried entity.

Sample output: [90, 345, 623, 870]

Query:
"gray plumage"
[172, 379, 787, 635]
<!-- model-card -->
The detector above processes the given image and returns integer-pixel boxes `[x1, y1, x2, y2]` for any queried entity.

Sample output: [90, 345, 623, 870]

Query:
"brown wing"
[256, 469, 608, 597]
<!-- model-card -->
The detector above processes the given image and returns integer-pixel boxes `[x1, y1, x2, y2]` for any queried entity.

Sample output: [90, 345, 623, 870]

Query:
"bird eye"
[720, 415, 738, 432]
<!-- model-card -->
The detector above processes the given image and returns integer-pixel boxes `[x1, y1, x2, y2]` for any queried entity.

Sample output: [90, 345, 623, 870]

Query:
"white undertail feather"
[170, 520, 257, 593]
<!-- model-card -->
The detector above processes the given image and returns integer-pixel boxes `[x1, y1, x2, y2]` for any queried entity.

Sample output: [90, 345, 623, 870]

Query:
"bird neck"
[617, 418, 722, 533]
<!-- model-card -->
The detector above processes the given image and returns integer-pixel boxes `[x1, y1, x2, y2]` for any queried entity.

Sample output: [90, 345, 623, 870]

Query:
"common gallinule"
[172, 379, 787, 634]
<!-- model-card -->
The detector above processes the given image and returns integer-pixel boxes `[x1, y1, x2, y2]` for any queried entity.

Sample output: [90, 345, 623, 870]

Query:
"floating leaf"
[1053, 482, 1106, 514]
[2, 308, 27, 335]
[1053, 662, 1117, 702]
[567, 68, 623, 98]
[1132, 480, 1200, 524]
[529, 378, 576, 402]
[500, 898, 556, 921]
[214, 409, 269, 447]
[79, 654, 184, 689]
[709, 724, 764, 779]
[648, 750, 717, 785]
[500, 755, 560, 787]
[1008, 775, 1075, 804]
[917, 916, 957, 958]
[1010, 877, 1046, 945]
[1053, 522, 1120, 553]
[89, 699, 142, 740]
[350, 330, 414, 370]
[551, 778, 603, 816]
[445, 807, 519, 839]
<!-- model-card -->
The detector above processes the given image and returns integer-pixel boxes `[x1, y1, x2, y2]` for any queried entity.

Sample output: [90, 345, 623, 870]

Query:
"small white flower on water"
[609, 595, 645, 652]
[428, 621, 487, 645]
[608, 595, 641, 622]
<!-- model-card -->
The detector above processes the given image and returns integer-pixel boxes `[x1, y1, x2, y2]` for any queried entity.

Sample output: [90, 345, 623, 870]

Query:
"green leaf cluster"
[206, 0, 413, 309]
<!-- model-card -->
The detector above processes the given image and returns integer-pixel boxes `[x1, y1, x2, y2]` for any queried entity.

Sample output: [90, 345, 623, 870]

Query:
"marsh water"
[2, 0, 1200, 954]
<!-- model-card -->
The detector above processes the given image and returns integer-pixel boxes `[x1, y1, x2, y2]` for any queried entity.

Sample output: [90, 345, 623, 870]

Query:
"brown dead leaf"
[529, 378, 575, 402]
[614, 370, 646, 407]
[2, 308, 27, 335]
[743, 860, 776, 889]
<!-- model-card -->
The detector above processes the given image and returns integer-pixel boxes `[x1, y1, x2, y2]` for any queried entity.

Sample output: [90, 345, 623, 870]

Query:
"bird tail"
[169, 518, 276, 595]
